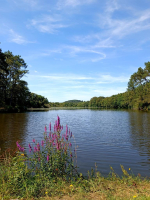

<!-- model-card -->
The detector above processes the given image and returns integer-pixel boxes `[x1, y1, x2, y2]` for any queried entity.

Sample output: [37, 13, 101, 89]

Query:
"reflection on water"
[0, 113, 29, 152]
[129, 111, 150, 165]
[0, 109, 150, 177]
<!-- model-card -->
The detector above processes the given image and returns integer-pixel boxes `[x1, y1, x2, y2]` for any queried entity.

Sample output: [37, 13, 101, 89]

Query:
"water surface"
[0, 109, 150, 177]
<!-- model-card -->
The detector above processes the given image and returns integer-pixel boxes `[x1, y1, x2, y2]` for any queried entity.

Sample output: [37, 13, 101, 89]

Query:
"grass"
[0, 116, 150, 200]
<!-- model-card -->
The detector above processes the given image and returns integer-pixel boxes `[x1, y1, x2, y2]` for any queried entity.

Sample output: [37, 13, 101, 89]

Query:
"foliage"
[1, 150, 150, 199]
[0, 49, 50, 111]
[0, 49, 30, 110]
[0, 48, 8, 107]
[0, 116, 79, 199]
[27, 92, 49, 108]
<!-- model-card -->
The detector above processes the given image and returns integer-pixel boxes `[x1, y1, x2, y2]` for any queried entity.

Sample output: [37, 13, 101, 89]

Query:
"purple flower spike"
[16, 141, 24, 152]
[66, 125, 68, 135]
[45, 126, 47, 132]
[41, 140, 44, 147]
[70, 153, 73, 158]
[34, 146, 37, 152]
[57, 116, 60, 125]
[47, 154, 49, 161]
[65, 136, 68, 141]
[37, 142, 40, 151]
[70, 132, 72, 138]
[32, 139, 35, 143]
[69, 143, 72, 147]
[28, 143, 32, 153]
[16, 141, 20, 148]
[49, 122, 51, 131]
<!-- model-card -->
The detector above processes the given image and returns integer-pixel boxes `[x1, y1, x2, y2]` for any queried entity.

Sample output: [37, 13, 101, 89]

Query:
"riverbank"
[0, 150, 150, 200]
[0, 157, 150, 200]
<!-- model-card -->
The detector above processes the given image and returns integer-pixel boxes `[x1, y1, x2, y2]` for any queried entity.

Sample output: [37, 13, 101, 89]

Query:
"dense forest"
[0, 48, 49, 112]
[1, 48, 150, 111]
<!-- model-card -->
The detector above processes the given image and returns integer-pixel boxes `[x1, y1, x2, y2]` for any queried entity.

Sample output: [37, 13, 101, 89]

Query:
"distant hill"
[64, 100, 83, 103]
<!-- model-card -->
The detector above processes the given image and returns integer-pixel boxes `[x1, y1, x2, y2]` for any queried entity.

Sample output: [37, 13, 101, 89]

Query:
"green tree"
[4, 51, 29, 106]
[0, 49, 8, 106]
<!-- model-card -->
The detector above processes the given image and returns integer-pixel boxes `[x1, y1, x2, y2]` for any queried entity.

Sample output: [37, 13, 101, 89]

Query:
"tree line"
[0, 49, 49, 111]
[50, 62, 150, 110]
[1, 48, 150, 111]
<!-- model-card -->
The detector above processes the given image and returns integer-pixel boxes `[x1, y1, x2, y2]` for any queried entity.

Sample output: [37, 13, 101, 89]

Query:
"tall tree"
[0, 49, 8, 106]
[4, 51, 29, 106]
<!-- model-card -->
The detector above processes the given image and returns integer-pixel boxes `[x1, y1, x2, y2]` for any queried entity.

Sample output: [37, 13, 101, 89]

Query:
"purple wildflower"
[32, 139, 35, 143]
[16, 141, 24, 152]
[45, 126, 47, 133]
[66, 125, 68, 135]
[34, 146, 37, 152]
[28, 143, 32, 153]
[49, 122, 51, 131]
[69, 143, 72, 147]
[41, 140, 44, 147]
[37, 143, 40, 151]
[47, 154, 49, 161]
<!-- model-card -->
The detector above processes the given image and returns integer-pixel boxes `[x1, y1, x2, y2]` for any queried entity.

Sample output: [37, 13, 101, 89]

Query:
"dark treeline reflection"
[129, 111, 150, 165]
[0, 113, 28, 152]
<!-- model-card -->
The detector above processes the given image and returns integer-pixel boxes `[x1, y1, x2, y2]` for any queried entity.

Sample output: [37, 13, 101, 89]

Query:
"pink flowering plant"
[16, 116, 77, 179]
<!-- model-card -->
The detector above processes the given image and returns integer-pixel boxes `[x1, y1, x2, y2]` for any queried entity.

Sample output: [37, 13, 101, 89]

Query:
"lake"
[0, 109, 150, 177]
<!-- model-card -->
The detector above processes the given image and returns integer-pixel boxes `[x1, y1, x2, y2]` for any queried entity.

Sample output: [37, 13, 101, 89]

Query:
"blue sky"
[0, 0, 150, 102]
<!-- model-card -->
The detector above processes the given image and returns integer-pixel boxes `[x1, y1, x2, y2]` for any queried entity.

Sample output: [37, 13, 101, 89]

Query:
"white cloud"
[9, 29, 34, 44]
[93, 87, 127, 97]
[12, 0, 41, 9]
[97, 75, 130, 83]
[25, 73, 129, 102]
[34, 74, 93, 81]
[57, 0, 96, 9]
[33, 45, 106, 62]
[65, 45, 106, 61]
[105, 0, 120, 14]
[29, 15, 68, 33]
[98, 2, 150, 39]
[27, 73, 129, 84]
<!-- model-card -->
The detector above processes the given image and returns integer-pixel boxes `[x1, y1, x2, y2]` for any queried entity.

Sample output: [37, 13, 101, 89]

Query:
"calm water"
[0, 109, 150, 177]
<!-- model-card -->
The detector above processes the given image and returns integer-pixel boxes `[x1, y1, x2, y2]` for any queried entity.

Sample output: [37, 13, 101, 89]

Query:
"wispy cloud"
[25, 73, 129, 101]
[9, 29, 34, 44]
[33, 74, 93, 81]
[64, 45, 106, 62]
[57, 0, 96, 9]
[97, 75, 129, 84]
[27, 73, 129, 84]
[93, 87, 127, 97]
[29, 15, 68, 33]
[98, 1, 150, 39]
[12, 0, 41, 9]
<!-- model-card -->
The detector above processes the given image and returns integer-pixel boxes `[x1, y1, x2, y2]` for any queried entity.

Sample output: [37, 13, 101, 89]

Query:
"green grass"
[1, 153, 150, 200]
